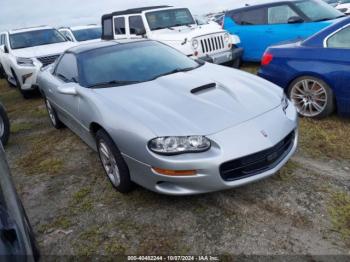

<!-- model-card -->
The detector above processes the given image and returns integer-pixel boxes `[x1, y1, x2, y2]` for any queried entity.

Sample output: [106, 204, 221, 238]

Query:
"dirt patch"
[1, 65, 350, 256]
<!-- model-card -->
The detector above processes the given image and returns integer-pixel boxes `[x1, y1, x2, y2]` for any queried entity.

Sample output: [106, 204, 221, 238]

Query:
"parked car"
[58, 25, 102, 43]
[0, 26, 76, 98]
[258, 17, 350, 118]
[0, 142, 40, 261]
[38, 40, 298, 196]
[101, 6, 243, 67]
[0, 103, 10, 146]
[335, 1, 350, 14]
[224, 0, 345, 62]
[324, 0, 341, 7]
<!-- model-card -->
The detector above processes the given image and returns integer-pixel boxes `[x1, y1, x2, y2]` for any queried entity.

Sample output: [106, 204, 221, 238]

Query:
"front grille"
[36, 54, 60, 67]
[200, 34, 226, 54]
[220, 131, 296, 182]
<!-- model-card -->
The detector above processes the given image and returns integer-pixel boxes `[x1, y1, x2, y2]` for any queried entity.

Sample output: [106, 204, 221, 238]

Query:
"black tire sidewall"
[288, 76, 335, 119]
[96, 130, 132, 193]
[0, 104, 10, 146]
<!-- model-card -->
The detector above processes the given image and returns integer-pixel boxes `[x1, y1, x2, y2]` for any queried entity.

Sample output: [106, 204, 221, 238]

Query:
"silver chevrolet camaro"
[38, 40, 298, 195]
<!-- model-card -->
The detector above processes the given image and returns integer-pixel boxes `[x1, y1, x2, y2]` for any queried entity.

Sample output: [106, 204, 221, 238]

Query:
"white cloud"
[0, 0, 245, 31]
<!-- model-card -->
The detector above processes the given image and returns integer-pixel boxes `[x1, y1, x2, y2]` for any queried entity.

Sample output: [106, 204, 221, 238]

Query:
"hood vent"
[191, 83, 216, 94]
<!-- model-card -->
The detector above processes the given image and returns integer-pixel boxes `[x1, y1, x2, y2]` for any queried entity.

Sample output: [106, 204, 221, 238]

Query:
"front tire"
[288, 76, 335, 119]
[0, 104, 10, 146]
[96, 129, 132, 194]
[45, 97, 64, 129]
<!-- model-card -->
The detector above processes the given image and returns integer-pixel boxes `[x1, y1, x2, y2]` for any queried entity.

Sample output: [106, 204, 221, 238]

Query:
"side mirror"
[288, 16, 304, 24]
[57, 83, 78, 96]
[4, 46, 9, 53]
[135, 28, 146, 36]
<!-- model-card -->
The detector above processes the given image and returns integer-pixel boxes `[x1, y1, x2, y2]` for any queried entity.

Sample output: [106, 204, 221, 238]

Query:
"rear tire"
[96, 129, 133, 194]
[0, 103, 10, 146]
[288, 76, 335, 119]
[44, 97, 64, 129]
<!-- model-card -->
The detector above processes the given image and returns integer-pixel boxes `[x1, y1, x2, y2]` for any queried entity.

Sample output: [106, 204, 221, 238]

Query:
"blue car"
[224, 0, 345, 62]
[258, 17, 350, 118]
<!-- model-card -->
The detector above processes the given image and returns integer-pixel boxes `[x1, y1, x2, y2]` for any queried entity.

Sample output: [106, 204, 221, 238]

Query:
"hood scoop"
[191, 83, 216, 94]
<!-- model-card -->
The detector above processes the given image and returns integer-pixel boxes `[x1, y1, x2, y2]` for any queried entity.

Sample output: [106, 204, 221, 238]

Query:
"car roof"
[66, 39, 148, 55]
[102, 5, 172, 20]
[59, 25, 101, 31]
[226, 0, 304, 11]
[8, 25, 53, 34]
[303, 16, 350, 47]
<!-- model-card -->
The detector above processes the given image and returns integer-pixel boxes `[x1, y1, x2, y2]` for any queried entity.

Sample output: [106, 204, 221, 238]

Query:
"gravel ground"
[0, 64, 350, 257]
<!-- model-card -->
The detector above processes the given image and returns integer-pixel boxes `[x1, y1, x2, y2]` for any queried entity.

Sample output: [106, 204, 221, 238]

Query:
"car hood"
[93, 63, 283, 136]
[11, 41, 77, 58]
[151, 25, 226, 42]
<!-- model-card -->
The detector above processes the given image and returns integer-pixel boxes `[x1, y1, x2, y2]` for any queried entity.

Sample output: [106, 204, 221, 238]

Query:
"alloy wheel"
[46, 99, 57, 126]
[290, 79, 328, 117]
[98, 140, 121, 187]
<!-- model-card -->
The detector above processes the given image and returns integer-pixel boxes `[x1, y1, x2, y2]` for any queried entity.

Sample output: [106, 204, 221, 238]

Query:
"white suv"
[58, 25, 102, 43]
[101, 6, 243, 67]
[0, 26, 76, 98]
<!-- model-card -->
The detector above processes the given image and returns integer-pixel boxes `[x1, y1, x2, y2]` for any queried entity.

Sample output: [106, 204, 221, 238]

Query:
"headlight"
[148, 136, 211, 155]
[192, 39, 199, 50]
[224, 33, 230, 42]
[282, 93, 289, 113]
[16, 57, 34, 67]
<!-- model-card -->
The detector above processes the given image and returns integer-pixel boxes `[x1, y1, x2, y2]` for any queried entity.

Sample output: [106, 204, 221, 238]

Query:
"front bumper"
[123, 105, 298, 196]
[199, 47, 243, 65]
[12, 63, 41, 91]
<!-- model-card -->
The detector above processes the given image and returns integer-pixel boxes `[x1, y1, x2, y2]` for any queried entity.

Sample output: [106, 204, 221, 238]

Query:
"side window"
[114, 17, 126, 35]
[54, 54, 78, 82]
[327, 27, 350, 48]
[129, 16, 145, 34]
[268, 5, 298, 24]
[102, 18, 113, 39]
[231, 8, 267, 25]
[0, 35, 4, 45]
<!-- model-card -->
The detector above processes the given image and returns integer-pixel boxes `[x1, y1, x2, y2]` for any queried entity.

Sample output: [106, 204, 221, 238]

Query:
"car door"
[113, 16, 127, 39]
[1, 35, 12, 76]
[224, 7, 268, 61]
[49, 53, 82, 134]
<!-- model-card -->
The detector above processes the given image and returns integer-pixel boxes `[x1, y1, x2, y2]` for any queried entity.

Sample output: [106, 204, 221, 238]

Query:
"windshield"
[146, 8, 196, 30]
[9, 29, 66, 49]
[72, 27, 102, 42]
[295, 0, 344, 21]
[79, 41, 201, 87]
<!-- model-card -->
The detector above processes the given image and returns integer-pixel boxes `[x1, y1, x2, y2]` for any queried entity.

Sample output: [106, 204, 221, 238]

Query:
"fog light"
[228, 43, 232, 48]
[22, 73, 33, 84]
[152, 168, 197, 176]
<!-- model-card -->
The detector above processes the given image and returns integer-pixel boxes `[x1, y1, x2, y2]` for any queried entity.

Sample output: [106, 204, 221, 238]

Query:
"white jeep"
[0, 26, 76, 98]
[101, 6, 243, 67]
[58, 25, 102, 43]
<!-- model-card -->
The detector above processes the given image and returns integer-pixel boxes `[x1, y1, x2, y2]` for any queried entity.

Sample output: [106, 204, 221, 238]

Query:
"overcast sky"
[0, 0, 250, 32]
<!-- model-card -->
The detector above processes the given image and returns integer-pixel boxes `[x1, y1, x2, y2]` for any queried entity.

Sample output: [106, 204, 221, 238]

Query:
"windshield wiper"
[88, 80, 141, 88]
[152, 67, 198, 80]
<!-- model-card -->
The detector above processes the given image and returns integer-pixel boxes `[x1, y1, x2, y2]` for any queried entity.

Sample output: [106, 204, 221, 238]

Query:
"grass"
[328, 192, 350, 242]
[299, 117, 350, 160]
[38, 217, 72, 233]
[11, 122, 38, 134]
